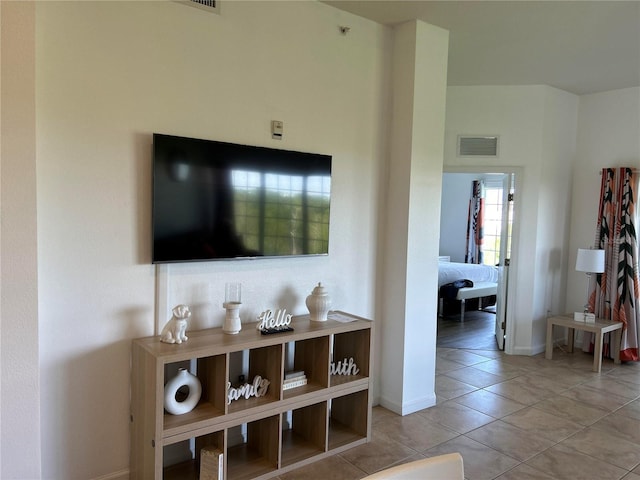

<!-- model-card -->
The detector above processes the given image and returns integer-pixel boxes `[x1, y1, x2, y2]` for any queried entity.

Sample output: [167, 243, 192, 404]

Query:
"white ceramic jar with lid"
[306, 282, 331, 322]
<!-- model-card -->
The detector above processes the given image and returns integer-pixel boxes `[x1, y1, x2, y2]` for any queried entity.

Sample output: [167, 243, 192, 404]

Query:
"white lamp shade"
[575, 248, 605, 273]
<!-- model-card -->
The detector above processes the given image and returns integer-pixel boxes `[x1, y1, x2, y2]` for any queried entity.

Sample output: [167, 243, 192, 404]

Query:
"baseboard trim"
[511, 342, 546, 356]
[91, 469, 129, 480]
[378, 392, 436, 416]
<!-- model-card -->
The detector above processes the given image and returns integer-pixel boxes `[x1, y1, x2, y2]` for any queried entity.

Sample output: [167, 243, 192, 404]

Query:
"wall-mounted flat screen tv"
[152, 133, 332, 263]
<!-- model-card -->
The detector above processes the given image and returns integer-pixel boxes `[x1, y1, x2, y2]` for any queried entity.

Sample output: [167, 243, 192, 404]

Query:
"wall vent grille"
[458, 136, 499, 157]
[191, 0, 216, 8]
[176, 0, 219, 14]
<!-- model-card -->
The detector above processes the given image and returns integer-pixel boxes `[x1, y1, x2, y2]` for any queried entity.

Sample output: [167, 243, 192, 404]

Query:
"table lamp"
[575, 248, 605, 322]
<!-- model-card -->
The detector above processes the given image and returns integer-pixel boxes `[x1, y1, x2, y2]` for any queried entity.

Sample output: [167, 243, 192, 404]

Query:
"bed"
[438, 260, 499, 321]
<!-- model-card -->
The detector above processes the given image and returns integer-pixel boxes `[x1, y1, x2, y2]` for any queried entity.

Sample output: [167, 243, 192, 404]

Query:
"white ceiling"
[323, 0, 640, 95]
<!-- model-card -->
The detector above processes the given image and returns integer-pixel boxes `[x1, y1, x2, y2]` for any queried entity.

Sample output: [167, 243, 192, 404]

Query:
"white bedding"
[438, 261, 499, 287]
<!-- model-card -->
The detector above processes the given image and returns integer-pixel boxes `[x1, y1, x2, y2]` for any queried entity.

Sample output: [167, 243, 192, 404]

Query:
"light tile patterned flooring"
[280, 346, 640, 480]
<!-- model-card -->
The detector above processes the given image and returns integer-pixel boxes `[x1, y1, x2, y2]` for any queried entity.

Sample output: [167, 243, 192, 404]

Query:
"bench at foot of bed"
[438, 282, 497, 321]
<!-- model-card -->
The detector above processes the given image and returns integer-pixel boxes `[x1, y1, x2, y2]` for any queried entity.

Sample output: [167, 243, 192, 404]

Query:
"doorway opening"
[437, 169, 518, 352]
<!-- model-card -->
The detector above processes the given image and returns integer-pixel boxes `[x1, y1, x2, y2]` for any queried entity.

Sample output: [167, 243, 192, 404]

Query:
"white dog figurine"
[160, 304, 191, 344]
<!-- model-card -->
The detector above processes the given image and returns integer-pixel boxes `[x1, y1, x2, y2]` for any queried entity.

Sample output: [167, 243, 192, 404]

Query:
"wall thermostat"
[271, 120, 283, 140]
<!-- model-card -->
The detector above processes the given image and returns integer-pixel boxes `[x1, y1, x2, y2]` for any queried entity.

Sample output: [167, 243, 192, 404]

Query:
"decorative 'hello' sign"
[256, 308, 293, 334]
[227, 375, 270, 405]
[330, 357, 360, 376]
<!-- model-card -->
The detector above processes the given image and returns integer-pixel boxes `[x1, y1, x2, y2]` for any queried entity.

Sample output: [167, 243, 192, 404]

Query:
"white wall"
[0, 3, 41, 479]
[440, 173, 474, 262]
[444, 85, 578, 354]
[32, 2, 390, 478]
[533, 87, 578, 341]
[566, 87, 640, 314]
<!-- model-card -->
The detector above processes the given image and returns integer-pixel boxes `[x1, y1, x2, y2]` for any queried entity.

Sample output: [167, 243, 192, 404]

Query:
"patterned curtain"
[584, 167, 639, 362]
[465, 180, 485, 264]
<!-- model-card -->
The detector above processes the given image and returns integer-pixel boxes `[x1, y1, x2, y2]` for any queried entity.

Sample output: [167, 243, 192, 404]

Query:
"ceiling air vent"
[457, 136, 499, 157]
[177, 0, 220, 14]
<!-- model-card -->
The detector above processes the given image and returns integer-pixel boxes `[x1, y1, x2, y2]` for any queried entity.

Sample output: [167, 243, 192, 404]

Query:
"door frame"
[442, 166, 523, 355]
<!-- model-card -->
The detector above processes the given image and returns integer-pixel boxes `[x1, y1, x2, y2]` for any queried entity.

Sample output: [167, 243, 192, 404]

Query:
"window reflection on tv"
[152, 134, 331, 263]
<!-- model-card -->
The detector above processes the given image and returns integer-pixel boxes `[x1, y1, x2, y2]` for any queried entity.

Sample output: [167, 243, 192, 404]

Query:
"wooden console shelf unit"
[130, 311, 373, 479]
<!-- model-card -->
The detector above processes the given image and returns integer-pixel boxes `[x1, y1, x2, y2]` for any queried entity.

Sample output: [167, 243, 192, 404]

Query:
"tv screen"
[152, 134, 332, 263]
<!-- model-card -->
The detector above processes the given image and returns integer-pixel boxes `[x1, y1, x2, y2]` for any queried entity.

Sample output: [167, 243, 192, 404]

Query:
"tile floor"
[437, 309, 497, 350]
[280, 346, 640, 480]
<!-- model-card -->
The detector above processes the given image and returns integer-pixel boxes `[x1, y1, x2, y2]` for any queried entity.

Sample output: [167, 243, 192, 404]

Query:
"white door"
[495, 265, 507, 350]
[494, 174, 515, 350]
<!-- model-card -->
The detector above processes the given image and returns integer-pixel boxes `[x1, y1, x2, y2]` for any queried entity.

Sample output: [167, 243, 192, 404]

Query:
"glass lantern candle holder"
[223, 283, 242, 334]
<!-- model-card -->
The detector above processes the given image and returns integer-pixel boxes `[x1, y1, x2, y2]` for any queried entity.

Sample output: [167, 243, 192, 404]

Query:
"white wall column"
[379, 20, 448, 415]
[1, 1, 42, 477]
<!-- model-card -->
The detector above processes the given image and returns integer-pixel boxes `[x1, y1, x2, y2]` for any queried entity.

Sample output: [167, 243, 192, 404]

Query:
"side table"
[545, 314, 623, 373]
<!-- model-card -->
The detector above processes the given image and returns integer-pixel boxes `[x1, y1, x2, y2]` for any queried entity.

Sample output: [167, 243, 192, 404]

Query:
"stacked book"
[283, 370, 307, 390]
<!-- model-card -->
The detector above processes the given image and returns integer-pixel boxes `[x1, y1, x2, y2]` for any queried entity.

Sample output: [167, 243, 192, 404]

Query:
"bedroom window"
[481, 179, 514, 267]
[482, 187, 503, 266]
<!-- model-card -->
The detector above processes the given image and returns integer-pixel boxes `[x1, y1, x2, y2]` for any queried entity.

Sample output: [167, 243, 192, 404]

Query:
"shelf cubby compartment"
[226, 415, 280, 480]
[280, 402, 328, 467]
[163, 354, 227, 435]
[163, 430, 224, 480]
[330, 329, 371, 387]
[282, 336, 330, 400]
[227, 344, 282, 414]
[328, 390, 369, 451]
